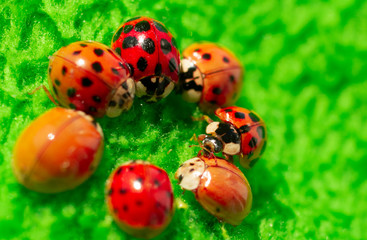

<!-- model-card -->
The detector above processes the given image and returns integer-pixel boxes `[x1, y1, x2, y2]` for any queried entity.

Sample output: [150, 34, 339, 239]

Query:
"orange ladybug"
[178, 43, 243, 113]
[12, 107, 104, 193]
[48, 41, 134, 118]
[175, 154, 252, 225]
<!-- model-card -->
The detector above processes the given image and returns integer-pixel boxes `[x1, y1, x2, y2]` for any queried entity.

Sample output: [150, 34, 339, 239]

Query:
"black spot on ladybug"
[171, 37, 177, 48]
[239, 124, 251, 133]
[67, 88, 76, 97]
[235, 112, 245, 119]
[92, 95, 101, 103]
[257, 126, 265, 138]
[229, 75, 235, 82]
[216, 208, 221, 213]
[115, 47, 121, 55]
[82, 77, 93, 87]
[160, 39, 172, 55]
[212, 87, 221, 95]
[120, 188, 127, 194]
[223, 56, 230, 63]
[126, 16, 141, 22]
[121, 81, 128, 90]
[123, 25, 133, 34]
[260, 141, 267, 156]
[108, 189, 113, 195]
[127, 63, 134, 75]
[249, 137, 258, 148]
[169, 58, 178, 73]
[80, 43, 88, 47]
[118, 99, 125, 107]
[154, 179, 160, 187]
[122, 36, 138, 49]
[94, 48, 104, 56]
[109, 100, 117, 107]
[55, 79, 61, 86]
[141, 38, 155, 54]
[113, 27, 123, 43]
[153, 21, 168, 33]
[202, 53, 211, 60]
[92, 62, 103, 73]
[249, 112, 260, 122]
[123, 205, 128, 212]
[128, 166, 134, 171]
[189, 168, 195, 172]
[136, 200, 143, 206]
[155, 63, 162, 75]
[166, 191, 172, 198]
[111, 67, 119, 76]
[52, 85, 58, 96]
[116, 167, 122, 175]
[135, 20, 151, 32]
[136, 177, 143, 183]
[69, 103, 76, 109]
[89, 106, 97, 112]
[189, 162, 195, 166]
[249, 158, 260, 168]
[62, 66, 67, 76]
[178, 174, 183, 182]
[73, 50, 81, 55]
[194, 48, 201, 52]
[137, 57, 148, 72]
[225, 108, 233, 112]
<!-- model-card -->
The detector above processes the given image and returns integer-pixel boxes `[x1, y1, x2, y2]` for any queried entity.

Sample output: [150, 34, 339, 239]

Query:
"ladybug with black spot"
[48, 41, 134, 118]
[198, 106, 267, 168]
[179, 43, 243, 113]
[106, 160, 174, 239]
[112, 16, 180, 102]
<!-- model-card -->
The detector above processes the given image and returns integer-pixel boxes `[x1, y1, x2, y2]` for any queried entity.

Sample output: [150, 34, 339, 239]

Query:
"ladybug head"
[178, 58, 204, 103]
[202, 136, 223, 153]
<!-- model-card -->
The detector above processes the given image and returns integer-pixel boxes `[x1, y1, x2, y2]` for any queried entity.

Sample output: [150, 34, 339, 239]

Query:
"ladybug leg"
[29, 85, 59, 106]
[224, 154, 234, 163]
[191, 115, 213, 123]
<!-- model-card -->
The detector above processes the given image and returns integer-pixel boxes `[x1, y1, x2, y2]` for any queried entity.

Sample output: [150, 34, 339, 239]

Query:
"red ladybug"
[111, 16, 180, 102]
[12, 107, 104, 193]
[179, 42, 243, 113]
[106, 161, 174, 239]
[198, 106, 267, 168]
[175, 154, 252, 225]
[48, 41, 134, 118]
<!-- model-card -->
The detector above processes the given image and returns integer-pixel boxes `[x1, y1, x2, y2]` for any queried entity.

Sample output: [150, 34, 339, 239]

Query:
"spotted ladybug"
[175, 154, 252, 225]
[12, 107, 104, 193]
[48, 41, 134, 118]
[106, 161, 174, 239]
[111, 16, 180, 102]
[179, 43, 243, 113]
[199, 106, 267, 168]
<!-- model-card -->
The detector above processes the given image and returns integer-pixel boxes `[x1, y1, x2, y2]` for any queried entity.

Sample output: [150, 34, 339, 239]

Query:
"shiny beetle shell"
[111, 16, 180, 102]
[48, 41, 135, 118]
[215, 106, 267, 168]
[106, 161, 174, 239]
[179, 42, 243, 113]
[175, 155, 252, 225]
[12, 107, 104, 193]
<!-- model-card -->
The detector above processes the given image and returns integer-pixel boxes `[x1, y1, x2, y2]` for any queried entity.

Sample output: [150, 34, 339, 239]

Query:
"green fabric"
[0, 0, 366, 239]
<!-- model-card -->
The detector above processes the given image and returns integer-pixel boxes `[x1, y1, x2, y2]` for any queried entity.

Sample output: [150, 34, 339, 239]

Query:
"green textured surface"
[1, 0, 367, 239]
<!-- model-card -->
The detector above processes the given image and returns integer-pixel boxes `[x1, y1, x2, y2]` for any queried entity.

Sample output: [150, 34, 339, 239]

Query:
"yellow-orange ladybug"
[12, 107, 104, 193]
[178, 42, 244, 113]
[175, 154, 252, 225]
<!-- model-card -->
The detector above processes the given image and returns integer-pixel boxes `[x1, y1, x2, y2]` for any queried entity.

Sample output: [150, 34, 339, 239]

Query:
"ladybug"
[178, 42, 243, 113]
[198, 106, 267, 168]
[12, 107, 104, 193]
[48, 40, 134, 118]
[175, 154, 252, 225]
[111, 16, 180, 102]
[106, 160, 174, 239]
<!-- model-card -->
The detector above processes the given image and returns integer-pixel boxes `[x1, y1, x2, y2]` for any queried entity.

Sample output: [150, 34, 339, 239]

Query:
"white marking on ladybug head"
[175, 157, 205, 191]
[135, 81, 147, 98]
[223, 142, 241, 155]
[180, 58, 203, 103]
[206, 122, 220, 135]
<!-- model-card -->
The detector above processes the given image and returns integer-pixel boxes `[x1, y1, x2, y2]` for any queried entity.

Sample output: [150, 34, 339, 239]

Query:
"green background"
[1, 0, 366, 239]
